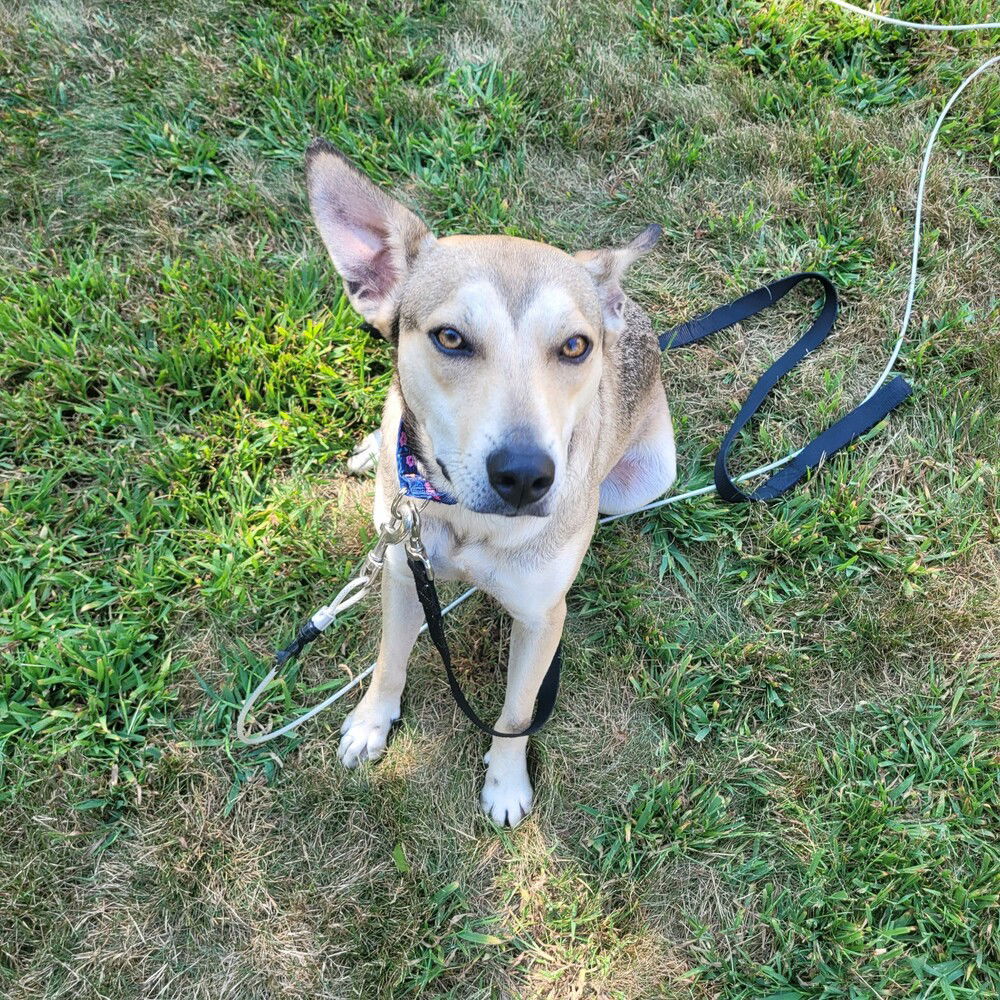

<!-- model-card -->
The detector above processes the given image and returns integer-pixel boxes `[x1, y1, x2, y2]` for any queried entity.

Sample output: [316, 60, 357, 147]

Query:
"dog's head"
[306, 140, 659, 517]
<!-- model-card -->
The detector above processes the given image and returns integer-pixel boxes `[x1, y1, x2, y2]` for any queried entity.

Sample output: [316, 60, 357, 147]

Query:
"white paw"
[480, 750, 533, 827]
[337, 699, 398, 768]
[346, 430, 382, 476]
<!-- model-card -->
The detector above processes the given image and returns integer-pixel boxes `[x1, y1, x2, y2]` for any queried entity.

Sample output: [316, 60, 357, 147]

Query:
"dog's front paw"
[481, 750, 533, 827]
[346, 430, 382, 476]
[337, 698, 399, 768]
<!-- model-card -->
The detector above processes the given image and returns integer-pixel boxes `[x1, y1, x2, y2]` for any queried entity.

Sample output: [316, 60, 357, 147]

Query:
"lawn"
[2, 0, 999, 996]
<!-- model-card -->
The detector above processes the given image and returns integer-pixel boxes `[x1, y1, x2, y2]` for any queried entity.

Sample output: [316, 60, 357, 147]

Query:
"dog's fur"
[306, 140, 676, 825]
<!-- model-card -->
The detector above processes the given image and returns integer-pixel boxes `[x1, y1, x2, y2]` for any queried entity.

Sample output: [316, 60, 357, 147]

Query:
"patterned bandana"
[396, 420, 457, 504]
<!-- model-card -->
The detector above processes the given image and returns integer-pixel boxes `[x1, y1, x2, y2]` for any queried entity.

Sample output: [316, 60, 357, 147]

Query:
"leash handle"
[659, 272, 912, 502]
[407, 558, 561, 738]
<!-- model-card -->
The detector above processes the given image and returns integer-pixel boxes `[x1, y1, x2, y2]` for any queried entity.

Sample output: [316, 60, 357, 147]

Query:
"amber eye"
[432, 327, 467, 352]
[559, 334, 592, 361]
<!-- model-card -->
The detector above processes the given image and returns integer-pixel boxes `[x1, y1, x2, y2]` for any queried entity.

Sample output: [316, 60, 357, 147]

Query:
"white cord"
[238, 584, 480, 744]
[605, 47, 1000, 525]
[826, 0, 1000, 32]
[239, 9, 998, 743]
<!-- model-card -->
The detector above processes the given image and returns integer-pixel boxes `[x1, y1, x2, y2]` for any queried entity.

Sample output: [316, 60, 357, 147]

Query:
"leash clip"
[397, 494, 434, 580]
[366, 491, 416, 571]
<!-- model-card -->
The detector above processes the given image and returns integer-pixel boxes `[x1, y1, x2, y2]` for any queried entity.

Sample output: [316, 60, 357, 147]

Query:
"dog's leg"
[481, 598, 566, 827]
[338, 546, 422, 767]
[598, 382, 676, 515]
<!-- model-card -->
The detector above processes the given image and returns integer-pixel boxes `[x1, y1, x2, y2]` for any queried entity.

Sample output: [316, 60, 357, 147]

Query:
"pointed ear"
[575, 224, 662, 335]
[305, 139, 435, 335]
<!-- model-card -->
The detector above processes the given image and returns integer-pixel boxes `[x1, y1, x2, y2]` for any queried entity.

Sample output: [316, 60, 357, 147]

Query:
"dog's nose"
[486, 444, 555, 508]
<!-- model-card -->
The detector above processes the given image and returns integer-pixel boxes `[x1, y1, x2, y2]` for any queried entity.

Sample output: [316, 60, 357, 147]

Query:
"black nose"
[486, 444, 555, 508]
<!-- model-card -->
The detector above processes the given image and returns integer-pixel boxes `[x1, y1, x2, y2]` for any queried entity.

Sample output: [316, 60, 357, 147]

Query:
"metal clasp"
[403, 501, 434, 579]
[365, 491, 415, 572]
[384, 490, 434, 579]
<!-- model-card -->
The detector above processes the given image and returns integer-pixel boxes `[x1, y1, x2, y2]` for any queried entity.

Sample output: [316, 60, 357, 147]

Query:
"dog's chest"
[411, 507, 590, 620]
[418, 510, 551, 588]
[421, 519, 494, 585]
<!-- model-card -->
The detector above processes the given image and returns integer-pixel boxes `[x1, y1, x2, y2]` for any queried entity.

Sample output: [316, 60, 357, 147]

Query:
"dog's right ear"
[306, 139, 435, 336]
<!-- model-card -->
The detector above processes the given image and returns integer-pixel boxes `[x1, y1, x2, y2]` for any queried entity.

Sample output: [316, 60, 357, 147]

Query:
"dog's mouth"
[408, 417, 557, 518]
[468, 497, 552, 518]
[430, 458, 554, 517]
[432, 455, 556, 518]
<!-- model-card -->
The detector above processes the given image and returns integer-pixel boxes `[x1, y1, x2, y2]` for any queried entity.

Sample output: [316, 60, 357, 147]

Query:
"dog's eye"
[431, 327, 467, 352]
[559, 335, 592, 361]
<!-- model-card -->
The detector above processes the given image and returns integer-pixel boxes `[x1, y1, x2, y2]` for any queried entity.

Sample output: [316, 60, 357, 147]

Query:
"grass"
[1, 0, 998, 996]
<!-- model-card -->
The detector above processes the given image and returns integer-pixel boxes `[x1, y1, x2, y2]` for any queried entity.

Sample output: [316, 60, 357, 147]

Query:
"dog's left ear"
[575, 224, 662, 335]
[306, 139, 435, 336]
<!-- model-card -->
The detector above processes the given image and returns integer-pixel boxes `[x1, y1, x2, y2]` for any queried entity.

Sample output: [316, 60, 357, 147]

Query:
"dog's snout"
[486, 444, 555, 509]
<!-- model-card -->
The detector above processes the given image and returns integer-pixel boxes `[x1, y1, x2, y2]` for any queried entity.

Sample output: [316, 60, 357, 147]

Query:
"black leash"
[405, 271, 912, 738]
[408, 557, 562, 738]
[658, 272, 912, 501]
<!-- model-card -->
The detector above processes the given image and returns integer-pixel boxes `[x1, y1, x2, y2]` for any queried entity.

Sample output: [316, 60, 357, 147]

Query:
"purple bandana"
[396, 421, 457, 504]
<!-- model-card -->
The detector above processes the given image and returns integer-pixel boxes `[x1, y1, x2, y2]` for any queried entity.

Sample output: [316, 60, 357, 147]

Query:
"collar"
[396, 420, 457, 504]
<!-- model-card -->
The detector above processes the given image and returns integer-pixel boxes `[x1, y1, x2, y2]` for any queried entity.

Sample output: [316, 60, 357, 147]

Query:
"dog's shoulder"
[607, 296, 660, 426]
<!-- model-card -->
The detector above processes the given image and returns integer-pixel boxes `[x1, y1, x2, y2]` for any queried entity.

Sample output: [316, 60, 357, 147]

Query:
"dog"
[305, 140, 676, 826]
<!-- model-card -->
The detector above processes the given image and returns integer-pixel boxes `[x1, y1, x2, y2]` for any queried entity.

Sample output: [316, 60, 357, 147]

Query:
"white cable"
[605, 48, 1000, 525]
[238, 585, 480, 745]
[239, 12, 998, 744]
[867, 53, 1000, 397]
[826, 0, 1000, 32]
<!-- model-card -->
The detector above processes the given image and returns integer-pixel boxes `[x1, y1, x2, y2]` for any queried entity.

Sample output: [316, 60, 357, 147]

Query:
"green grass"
[2, 0, 999, 996]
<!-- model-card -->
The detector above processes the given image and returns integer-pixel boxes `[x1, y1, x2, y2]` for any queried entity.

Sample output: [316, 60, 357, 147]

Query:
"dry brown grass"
[4, 0, 1000, 996]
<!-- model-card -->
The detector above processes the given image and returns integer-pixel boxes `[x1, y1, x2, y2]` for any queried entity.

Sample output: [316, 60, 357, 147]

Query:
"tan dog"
[306, 140, 676, 826]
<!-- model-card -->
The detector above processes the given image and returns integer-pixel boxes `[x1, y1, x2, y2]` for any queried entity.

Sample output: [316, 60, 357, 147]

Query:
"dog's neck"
[396, 402, 457, 505]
